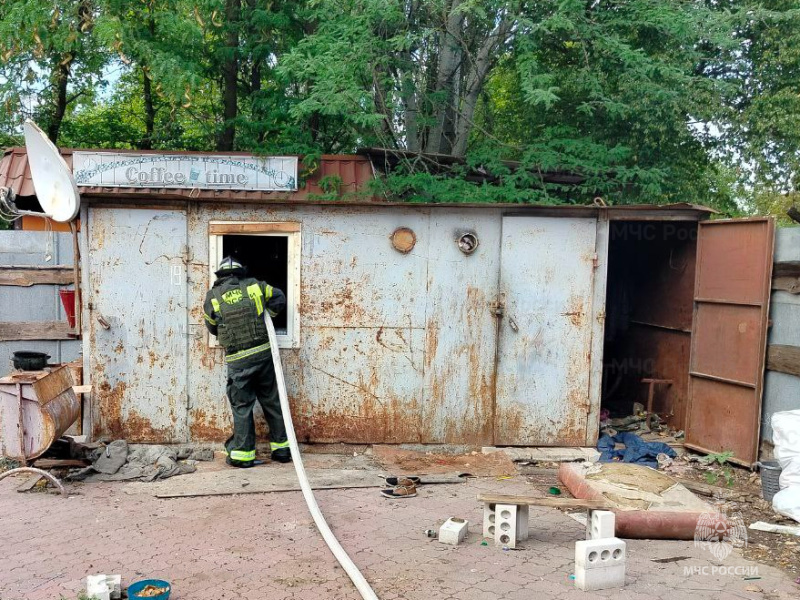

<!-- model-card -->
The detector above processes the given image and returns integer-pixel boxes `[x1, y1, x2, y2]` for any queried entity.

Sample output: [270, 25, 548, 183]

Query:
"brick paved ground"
[1, 462, 798, 600]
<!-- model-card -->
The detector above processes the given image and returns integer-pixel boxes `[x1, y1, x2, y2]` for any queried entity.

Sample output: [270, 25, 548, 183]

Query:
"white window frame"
[208, 221, 301, 349]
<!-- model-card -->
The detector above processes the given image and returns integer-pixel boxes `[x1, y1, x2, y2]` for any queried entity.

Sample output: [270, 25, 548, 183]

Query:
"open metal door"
[494, 216, 608, 446]
[685, 218, 775, 466]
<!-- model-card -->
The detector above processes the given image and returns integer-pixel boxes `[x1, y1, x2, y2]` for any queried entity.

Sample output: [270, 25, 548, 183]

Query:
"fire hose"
[265, 316, 379, 600]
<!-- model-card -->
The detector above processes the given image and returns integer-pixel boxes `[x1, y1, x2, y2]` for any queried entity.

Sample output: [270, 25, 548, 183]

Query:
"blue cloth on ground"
[596, 432, 677, 469]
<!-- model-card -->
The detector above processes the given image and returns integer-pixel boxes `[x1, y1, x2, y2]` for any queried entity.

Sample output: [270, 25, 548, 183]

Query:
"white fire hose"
[265, 316, 379, 600]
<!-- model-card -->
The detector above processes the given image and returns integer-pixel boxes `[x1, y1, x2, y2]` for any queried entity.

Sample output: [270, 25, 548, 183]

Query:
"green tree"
[0, 0, 109, 142]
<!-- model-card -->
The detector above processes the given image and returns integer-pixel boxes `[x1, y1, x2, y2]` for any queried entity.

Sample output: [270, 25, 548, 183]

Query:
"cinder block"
[86, 575, 111, 600]
[439, 517, 469, 545]
[587, 510, 615, 540]
[575, 538, 626, 591]
[106, 575, 122, 600]
[483, 503, 495, 539]
[575, 564, 625, 591]
[516, 504, 529, 541]
[494, 504, 518, 548]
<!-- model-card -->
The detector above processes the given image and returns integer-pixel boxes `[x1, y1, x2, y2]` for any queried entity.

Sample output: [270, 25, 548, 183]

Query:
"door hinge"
[591, 253, 599, 269]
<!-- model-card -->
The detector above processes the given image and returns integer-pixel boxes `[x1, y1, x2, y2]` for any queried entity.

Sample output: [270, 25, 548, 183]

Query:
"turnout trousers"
[224, 350, 288, 466]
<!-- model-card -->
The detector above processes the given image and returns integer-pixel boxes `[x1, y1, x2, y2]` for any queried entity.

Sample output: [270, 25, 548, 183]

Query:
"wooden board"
[0, 321, 74, 341]
[209, 221, 301, 234]
[16, 475, 44, 493]
[476, 493, 612, 509]
[767, 344, 800, 377]
[773, 261, 800, 278]
[0, 266, 74, 287]
[32, 458, 89, 469]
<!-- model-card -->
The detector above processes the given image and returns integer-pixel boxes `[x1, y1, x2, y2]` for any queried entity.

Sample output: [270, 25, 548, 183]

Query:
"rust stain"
[189, 408, 231, 441]
[125, 409, 176, 443]
[94, 380, 126, 439]
[562, 294, 586, 328]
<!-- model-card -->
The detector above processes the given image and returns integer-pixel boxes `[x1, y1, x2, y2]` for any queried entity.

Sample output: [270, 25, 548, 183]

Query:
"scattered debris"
[597, 432, 677, 469]
[482, 446, 600, 463]
[651, 556, 691, 563]
[548, 486, 562, 495]
[375, 445, 515, 476]
[749, 521, 800, 537]
[69, 442, 214, 482]
[559, 462, 714, 539]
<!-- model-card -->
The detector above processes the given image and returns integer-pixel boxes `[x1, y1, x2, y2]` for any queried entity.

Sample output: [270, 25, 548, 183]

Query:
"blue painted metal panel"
[495, 216, 600, 445]
[421, 212, 502, 444]
[87, 208, 188, 442]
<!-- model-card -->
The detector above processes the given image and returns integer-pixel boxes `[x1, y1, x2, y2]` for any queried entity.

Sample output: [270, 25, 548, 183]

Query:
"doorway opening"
[600, 221, 699, 434]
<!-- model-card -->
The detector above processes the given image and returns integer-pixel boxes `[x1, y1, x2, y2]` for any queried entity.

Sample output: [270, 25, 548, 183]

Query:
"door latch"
[490, 294, 506, 317]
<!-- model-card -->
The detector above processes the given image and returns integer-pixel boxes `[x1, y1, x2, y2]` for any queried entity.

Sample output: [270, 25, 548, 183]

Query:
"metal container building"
[0, 148, 777, 466]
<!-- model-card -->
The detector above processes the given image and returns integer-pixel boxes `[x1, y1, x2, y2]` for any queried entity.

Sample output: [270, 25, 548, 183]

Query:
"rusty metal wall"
[85, 207, 189, 442]
[183, 204, 506, 445]
[83, 202, 615, 445]
[494, 217, 607, 446]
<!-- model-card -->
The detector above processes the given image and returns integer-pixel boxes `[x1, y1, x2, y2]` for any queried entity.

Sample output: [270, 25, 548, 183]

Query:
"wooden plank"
[156, 482, 380, 498]
[0, 266, 74, 287]
[0, 321, 74, 341]
[767, 344, 800, 377]
[32, 458, 89, 469]
[674, 477, 746, 501]
[476, 493, 612, 509]
[773, 261, 800, 278]
[16, 474, 44, 493]
[209, 221, 301, 234]
[773, 276, 800, 294]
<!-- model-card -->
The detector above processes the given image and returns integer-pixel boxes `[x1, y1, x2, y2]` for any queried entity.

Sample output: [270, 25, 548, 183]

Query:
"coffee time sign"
[72, 152, 298, 191]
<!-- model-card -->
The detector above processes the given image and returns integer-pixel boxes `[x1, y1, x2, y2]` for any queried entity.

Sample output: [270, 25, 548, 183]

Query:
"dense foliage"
[0, 0, 798, 214]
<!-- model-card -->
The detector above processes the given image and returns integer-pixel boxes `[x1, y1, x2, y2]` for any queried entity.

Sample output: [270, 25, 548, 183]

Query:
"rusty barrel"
[0, 366, 79, 460]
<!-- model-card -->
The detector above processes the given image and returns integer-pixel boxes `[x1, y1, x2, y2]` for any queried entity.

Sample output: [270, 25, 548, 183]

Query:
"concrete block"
[86, 575, 111, 600]
[438, 517, 469, 545]
[494, 504, 518, 548]
[575, 564, 626, 591]
[575, 538, 626, 591]
[587, 510, 615, 540]
[107, 575, 122, 600]
[483, 503, 495, 539]
[86, 574, 120, 600]
[516, 504, 529, 541]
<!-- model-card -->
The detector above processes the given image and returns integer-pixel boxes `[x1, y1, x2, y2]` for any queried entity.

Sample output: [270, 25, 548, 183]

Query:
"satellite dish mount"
[0, 120, 81, 223]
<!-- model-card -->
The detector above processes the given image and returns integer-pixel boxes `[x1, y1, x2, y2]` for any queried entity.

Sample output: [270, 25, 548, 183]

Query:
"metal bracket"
[490, 294, 506, 317]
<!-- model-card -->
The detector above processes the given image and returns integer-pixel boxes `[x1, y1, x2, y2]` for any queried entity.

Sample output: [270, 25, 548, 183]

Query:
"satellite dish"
[23, 120, 80, 222]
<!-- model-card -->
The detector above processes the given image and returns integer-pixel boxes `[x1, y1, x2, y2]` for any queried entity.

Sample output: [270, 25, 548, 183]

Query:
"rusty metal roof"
[1, 146, 716, 217]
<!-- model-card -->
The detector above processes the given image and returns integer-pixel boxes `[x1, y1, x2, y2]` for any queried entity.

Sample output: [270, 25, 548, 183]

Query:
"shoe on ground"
[226, 456, 255, 468]
[271, 448, 292, 463]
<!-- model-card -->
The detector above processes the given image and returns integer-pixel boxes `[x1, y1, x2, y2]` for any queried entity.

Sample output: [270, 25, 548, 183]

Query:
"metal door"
[685, 218, 775, 466]
[87, 208, 189, 442]
[494, 216, 607, 446]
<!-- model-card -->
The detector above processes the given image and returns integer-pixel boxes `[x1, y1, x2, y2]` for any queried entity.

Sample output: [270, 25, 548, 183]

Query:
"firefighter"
[202, 256, 290, 467]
